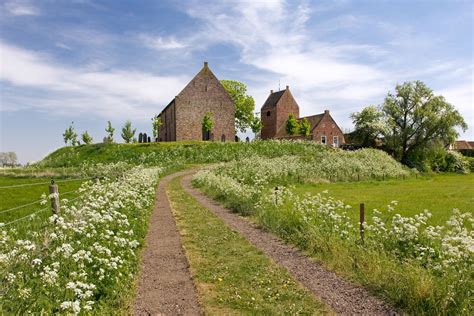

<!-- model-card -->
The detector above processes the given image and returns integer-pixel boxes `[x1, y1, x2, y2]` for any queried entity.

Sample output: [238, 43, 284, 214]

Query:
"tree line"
[348, 81, 468, 172]
[63, 120, 139, 146]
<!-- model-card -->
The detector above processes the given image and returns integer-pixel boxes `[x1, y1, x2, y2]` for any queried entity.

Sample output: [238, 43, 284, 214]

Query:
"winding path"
[134, 169, 397, 315]
[134, 171, 200, 316]
[181, 173, 397, 315]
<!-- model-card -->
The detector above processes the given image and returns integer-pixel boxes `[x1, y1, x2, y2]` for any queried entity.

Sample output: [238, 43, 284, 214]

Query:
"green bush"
[463, 156, 474, 172]
[444, 151, 470, 174]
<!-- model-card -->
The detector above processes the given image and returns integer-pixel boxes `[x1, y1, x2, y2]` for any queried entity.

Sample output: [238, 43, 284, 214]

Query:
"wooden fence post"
[49, 180, 60, 215]
[359, 203, 365, 244]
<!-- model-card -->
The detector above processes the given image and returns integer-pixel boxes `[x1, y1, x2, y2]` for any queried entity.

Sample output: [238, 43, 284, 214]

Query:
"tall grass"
[192, 157, 473, 315]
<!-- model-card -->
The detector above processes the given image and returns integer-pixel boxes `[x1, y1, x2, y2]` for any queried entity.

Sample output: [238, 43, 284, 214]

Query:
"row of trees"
[350, 81, 468, 170]
[63, 120, 138, 146]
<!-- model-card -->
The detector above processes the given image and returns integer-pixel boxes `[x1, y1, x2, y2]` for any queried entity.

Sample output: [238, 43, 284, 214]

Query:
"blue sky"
[0, 0, 473, 163]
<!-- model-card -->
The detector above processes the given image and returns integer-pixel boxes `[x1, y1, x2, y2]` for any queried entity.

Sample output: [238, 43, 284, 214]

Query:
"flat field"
[0, 176, 84, 224]
[293, 173, 474, 225]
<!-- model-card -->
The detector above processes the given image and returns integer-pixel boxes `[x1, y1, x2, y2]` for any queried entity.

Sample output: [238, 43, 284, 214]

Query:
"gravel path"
[181, 173, 397, 315]
[134, 171, 200, 316]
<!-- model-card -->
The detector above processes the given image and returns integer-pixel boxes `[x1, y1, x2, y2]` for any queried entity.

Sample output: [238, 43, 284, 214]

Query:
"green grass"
[37, 140, 329, 168]
[167, 176, 330, 315]
[193, 170, 474, 315]
[293, 173, 474, 225]
[0, 176, 84, 224]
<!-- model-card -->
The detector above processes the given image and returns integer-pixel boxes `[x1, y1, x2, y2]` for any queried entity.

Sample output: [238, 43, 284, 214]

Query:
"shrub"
[444, 151, 470, 174]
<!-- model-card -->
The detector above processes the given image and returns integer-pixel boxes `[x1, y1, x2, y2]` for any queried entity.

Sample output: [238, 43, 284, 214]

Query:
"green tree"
[250, 116, 263, 137]
[382, 81, 467, 164]
[105, 121, 115, 143]
[202, 112, 214, 132]
[299, 117, 311, 136]
[121, 120, 136, 143]
[286, 114, 300, 136]
[81, 131, 93, 145]
[350, 105, 387, 147]
[221, 80, 256, 132]
[152, 115, 163, 141]
[63, 122, 78, 146]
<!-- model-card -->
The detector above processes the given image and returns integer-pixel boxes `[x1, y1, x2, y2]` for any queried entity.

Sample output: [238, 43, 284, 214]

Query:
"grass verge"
[294, 173, 474, 225]
[167, 176, 330, 315]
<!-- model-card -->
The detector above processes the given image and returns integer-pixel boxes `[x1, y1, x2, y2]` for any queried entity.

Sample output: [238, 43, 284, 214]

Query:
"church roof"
[158, 61, 231, 118]
[261, 90, 286, 109]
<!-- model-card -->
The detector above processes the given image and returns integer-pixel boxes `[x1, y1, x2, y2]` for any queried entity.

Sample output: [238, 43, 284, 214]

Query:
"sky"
[0, 0, 473, 164]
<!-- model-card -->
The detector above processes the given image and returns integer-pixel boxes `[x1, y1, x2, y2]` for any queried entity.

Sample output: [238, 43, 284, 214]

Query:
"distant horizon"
[1, 0, 472, 164]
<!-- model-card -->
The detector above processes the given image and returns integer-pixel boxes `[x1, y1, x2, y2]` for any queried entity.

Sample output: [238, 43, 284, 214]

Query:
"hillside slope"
[38, 140, 331, 168]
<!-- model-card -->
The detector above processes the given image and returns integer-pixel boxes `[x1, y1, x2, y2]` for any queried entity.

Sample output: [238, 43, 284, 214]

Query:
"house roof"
[455, 140, 473, 150]
[299, 114, 324, 129]
[261, 90, 286, 109]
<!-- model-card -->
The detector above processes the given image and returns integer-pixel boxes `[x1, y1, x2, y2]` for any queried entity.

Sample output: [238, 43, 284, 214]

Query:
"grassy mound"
[38, 140, 331, 168]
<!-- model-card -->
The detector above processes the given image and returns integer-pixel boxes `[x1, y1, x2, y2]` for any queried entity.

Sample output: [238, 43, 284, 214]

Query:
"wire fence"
[0, 198, 44, 214]
[0, 189, 80, 215]
[1, 207, 50, 227]
[0, 177, 92, 189]
[1, 192, 85, 228]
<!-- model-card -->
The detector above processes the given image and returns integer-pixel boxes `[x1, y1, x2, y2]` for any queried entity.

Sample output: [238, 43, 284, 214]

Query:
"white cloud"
[3, 1, 39, 16]
[55, 42, 72, 51]
[179, 0, 472, 137]
[140, 34, 187, 50]
[0, 41, 187, 120]
[181, 0, 389, 118]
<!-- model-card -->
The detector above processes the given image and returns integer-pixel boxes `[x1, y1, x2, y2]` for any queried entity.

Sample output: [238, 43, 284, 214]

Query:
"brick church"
[157, 62, 235, 142]
[260, 86, 345, 147]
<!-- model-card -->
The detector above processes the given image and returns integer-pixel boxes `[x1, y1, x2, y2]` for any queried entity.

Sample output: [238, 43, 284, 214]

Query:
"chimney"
[204, 61, 208, 68]
[324, 110, 329, 115]
[270, 89, 273, 94]
[286, 85, 289, 90]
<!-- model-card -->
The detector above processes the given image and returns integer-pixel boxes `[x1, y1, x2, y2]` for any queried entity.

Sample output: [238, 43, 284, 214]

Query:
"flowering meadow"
[193, 155, 473, 315]
[1, 165, 162, 314]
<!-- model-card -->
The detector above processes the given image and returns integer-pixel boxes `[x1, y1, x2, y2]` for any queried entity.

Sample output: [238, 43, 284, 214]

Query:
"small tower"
[260, 86, 299, 139]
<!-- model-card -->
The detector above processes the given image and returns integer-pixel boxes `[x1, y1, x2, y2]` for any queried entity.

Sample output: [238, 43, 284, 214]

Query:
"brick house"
[260, 86, 345, 147]
[450, 140, 474, 150]
[157, 62, 235, 142]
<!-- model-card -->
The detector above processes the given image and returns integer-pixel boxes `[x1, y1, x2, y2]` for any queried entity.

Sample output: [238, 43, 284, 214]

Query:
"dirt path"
[181, 173, 397, 315]
[134, 171, 200, 316]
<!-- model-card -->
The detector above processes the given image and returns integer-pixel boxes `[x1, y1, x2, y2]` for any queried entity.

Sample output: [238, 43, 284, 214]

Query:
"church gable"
[177, 62, 233, 105]
[171, 62, 235, 141]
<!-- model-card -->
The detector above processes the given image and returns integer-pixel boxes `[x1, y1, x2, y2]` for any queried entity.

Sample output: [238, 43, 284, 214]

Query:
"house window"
[267, 111, 271, 116]
[333, 136, 339, 147]
[321, 135, 326, 145]
[221, 134, 226, 142]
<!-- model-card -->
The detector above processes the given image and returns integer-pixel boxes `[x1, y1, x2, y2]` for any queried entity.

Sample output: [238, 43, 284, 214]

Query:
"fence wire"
[1, 192, 85, 228]
[0, 189, 80, 215]
[0, 199, 44, 214]
[0, 177, 92, 189]
[1, 207, 49, 227]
